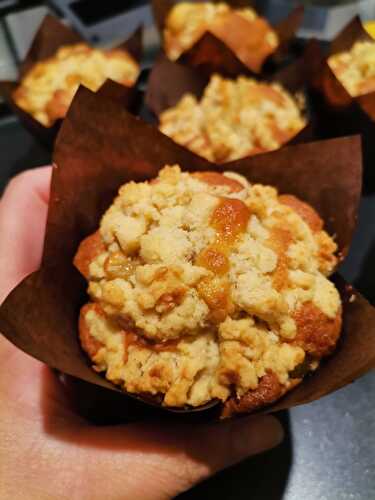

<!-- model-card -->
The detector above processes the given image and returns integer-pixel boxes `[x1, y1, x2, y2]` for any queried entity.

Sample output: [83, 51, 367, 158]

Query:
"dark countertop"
[1, 115, 374, 500]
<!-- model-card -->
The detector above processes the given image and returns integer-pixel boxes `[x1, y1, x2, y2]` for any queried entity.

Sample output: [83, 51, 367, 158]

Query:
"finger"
[0, 166, 52, 303]
[187, 415, 284, 473]
[73, 415, 283, 499]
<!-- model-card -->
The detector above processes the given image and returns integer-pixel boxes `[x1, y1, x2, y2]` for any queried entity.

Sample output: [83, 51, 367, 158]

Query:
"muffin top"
[164, 2, 278, 72]
[159, 74, 306, 162]
[75, 166, 341, 412]
[13, 43, 139, 126]
[328, 41, 375, 97]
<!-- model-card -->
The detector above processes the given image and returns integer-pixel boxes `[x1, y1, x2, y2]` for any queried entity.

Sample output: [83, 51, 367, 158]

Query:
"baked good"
[328, 41, 375, 97]
[163, 2, 279, 73]
[159, 74, 306, 162]
[13, 43, 139, 126]
[74, 166, 342, 415]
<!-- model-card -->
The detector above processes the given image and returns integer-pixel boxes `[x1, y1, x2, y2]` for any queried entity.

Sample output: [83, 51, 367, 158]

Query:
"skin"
[0, 167, 283, 500]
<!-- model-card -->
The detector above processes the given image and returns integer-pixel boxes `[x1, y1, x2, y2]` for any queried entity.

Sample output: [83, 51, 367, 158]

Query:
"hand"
[0, 167, 283, 500]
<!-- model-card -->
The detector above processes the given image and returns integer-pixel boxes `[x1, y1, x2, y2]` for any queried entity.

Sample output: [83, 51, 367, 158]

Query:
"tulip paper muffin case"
[0, 15, 143, 149]
[308, 16, 375, 188]
[146, 54, 314, 162]
[152, 0, 304, 77]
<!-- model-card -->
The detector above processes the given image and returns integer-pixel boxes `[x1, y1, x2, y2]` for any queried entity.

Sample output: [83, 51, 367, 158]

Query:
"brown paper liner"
[0, 15, 143, 150]
[151, 0, 304, 77]
[146, 54, 209, 116]
[309, 16, 375, 189]
[0, 86, 369, 421]
[145, 53, 314, 157]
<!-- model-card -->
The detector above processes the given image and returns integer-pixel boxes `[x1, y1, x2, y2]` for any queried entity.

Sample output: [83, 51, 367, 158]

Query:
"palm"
[0, 337, 201, 499]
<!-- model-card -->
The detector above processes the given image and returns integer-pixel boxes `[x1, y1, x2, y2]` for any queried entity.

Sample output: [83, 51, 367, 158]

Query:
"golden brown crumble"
[75, 166, 341, 409]
[159, 74, 306, 162]
[164, 2, 278, 73]
[13, 43, 139, 126]
[328, 41, 375, 97]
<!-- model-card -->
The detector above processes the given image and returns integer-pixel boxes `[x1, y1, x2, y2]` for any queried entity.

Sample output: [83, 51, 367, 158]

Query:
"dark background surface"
[0, 114, 374, 500]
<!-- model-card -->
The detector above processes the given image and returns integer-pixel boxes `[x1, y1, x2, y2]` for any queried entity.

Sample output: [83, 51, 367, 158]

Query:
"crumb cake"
[328, 41, 375, 97]
[164, 2, 279, 73]
[13, 43, 140, 126]
[159, 74, 306, 162]
[74, 166, 342, 415]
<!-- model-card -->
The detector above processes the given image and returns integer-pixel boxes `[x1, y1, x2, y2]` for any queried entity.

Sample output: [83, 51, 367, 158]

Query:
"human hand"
[0, 167, 283, 500]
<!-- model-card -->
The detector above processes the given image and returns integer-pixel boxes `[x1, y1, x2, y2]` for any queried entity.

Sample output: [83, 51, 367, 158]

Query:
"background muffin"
[328, 41, 375, 97]
[159, 74, 306, 162]
[13, 43, 140, 126]
[74, 166, 341, 414]
[164, 2, 278, 73]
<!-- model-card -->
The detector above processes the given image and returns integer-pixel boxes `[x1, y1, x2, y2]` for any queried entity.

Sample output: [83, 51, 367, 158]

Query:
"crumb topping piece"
[13, 43, 139, 126]
[75, 166, 341, 410]
[164, 2, 279, 73]
[159, 74, 306, 162]
[328, 41, 375, 97]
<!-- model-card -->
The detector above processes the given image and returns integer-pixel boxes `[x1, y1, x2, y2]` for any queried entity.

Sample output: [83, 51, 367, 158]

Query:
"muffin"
[74, 166, 342, 415]
[164, 2, 279, 73]
[159, 74, 306, 162]
[328, 41, 375, 97]
[13, 43, 140, 126]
